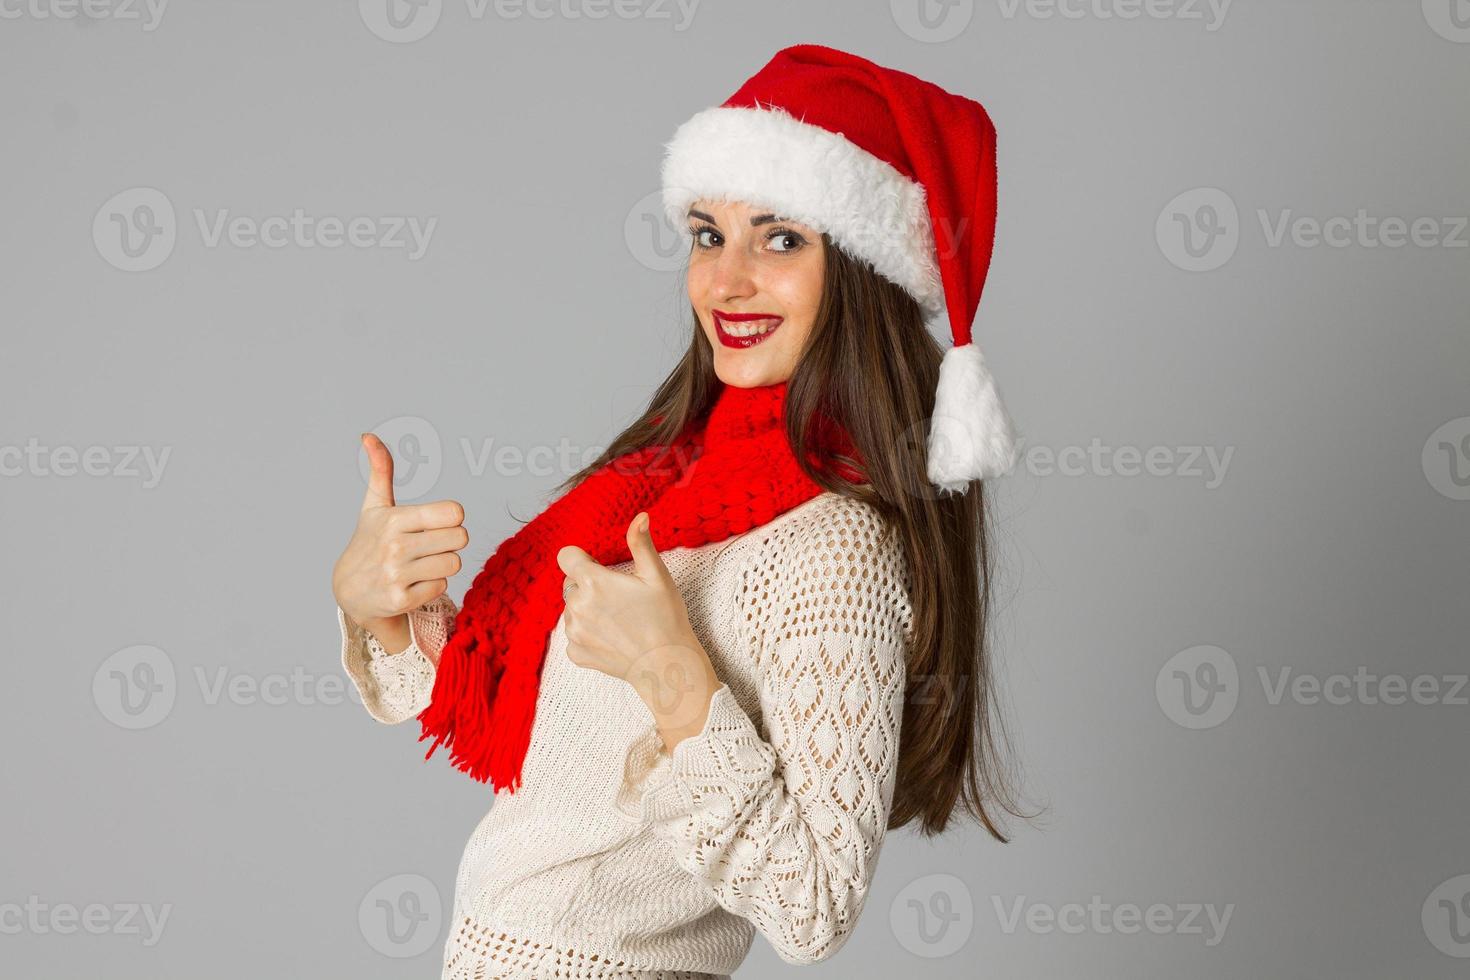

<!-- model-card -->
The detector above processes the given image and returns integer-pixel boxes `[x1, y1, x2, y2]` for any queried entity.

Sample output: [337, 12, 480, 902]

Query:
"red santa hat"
[660, 43, 1019, 494]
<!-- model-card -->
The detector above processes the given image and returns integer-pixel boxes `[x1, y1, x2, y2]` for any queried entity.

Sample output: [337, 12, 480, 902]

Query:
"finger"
[555, 544, 602, 585]
[400, 551, 462, 584]
[389, 499, 465, 532]
[396, 525, 470, 561]
[626, 511, 670, 584]
[400, 578, 448, 610]
[361, 433, 396, 512]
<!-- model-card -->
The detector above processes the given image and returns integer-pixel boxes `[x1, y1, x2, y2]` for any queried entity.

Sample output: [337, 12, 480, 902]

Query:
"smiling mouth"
[713, 310, 784, 349]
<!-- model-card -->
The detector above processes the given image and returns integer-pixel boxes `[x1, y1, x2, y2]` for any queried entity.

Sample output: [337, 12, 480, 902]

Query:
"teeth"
[721, 318, 778, 337]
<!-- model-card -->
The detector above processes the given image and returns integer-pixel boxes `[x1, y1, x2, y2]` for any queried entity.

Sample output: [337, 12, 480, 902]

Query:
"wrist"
[627, 638, 720, 752]
[360, 612, 412, 655]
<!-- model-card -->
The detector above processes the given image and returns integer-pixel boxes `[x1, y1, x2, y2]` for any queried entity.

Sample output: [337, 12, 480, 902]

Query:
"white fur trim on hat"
[661, 104, 945, 316]
[926, 340, 1019, 494]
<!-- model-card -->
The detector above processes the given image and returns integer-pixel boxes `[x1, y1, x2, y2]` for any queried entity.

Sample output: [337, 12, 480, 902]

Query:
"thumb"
[627, 512, 669, 584]
[360, 432, 396, 511]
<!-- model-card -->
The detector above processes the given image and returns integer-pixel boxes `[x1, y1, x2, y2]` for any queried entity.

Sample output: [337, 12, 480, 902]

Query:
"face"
[683, 198, 826, 387]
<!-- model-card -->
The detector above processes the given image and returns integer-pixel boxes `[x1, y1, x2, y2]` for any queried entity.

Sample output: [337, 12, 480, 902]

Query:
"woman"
[332, 44, 1031, 979]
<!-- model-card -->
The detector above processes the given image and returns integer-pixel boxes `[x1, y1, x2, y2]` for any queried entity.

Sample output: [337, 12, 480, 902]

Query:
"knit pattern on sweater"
[338, 491, 914, 978]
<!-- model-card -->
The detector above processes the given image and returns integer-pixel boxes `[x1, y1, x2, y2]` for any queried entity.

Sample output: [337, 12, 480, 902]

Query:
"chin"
[713, 358, 789, 389]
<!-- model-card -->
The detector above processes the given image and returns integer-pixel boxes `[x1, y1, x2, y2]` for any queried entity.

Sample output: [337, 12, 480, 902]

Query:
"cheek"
[771, 255, 824, 344]
[685, 262, 715, 327]
[685, 257, 714, 299]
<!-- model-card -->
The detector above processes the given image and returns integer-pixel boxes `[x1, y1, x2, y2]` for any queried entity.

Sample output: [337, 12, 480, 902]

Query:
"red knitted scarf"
[416, 380, 861, 793]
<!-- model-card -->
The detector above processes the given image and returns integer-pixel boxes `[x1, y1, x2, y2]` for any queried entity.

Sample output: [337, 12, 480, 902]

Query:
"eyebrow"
[687, 209, 785, 227]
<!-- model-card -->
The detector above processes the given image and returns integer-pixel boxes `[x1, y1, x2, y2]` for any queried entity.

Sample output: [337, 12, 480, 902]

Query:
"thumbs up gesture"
[555, 514, 718, 737]
[332, 432, 469, 650]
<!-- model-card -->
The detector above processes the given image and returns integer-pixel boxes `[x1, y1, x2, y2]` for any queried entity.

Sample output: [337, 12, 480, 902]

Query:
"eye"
[688, 222, 722, 250]
[765, 226, 808, 253]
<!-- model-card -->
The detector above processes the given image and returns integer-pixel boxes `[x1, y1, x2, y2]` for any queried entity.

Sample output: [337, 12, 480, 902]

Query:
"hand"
[556, 513, 719, 741]
[332, 432, 468, 630]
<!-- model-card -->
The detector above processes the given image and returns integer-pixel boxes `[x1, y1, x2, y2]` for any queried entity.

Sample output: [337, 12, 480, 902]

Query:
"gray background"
[2, 1, 1467, 977]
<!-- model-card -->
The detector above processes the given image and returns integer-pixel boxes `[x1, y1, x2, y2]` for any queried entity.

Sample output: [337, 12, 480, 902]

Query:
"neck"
[703, 380, 789, 449]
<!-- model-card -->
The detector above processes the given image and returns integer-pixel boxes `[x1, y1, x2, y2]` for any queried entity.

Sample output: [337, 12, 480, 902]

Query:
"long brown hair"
[553, 234, 1039, 841]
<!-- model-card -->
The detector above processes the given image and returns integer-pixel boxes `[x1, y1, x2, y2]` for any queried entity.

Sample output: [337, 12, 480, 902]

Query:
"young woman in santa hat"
[332, 43, 1032, 980]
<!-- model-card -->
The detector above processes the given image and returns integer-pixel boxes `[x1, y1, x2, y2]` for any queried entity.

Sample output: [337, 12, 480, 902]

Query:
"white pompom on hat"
[661, 43, 1019, 495]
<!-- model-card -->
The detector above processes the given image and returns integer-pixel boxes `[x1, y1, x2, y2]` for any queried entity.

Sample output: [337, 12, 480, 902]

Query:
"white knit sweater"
[337, 491, 915, 979]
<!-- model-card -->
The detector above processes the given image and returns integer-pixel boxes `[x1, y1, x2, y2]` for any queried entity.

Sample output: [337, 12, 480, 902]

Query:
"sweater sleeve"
[338, 595, 458, 724]
[615, 500, 914, 965]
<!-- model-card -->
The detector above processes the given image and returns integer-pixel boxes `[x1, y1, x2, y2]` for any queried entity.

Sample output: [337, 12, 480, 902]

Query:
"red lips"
[713, 309, 784, 349]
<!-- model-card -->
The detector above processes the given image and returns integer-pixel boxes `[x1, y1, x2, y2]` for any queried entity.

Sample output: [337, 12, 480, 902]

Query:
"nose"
[708, 240, 757, 300]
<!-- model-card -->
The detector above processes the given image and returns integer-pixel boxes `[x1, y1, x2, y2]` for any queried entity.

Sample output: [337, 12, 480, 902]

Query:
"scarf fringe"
[417, 626, 500, 783]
